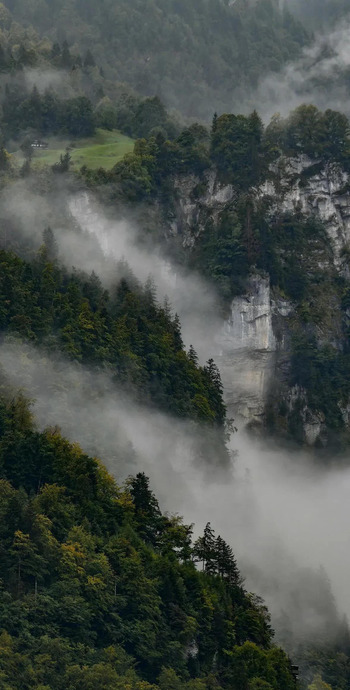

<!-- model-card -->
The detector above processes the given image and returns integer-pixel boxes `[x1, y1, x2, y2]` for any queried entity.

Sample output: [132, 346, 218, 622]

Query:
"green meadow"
[15, 129, 134, 170]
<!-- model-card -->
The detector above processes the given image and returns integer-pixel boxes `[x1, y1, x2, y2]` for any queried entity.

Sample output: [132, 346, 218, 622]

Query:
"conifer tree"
[194, 522, 216, 573]
[188, 345, 199, 366]
[43, 227, 58, 262]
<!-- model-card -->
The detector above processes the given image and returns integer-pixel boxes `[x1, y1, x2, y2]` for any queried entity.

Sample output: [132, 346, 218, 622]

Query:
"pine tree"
[193, 522, 216, 573]
[172, 313, 183, 350]
[43, 227, 58, 262]
[204, 359, 226, 424]
[128, 472, 163, 546]
[213, 535, 241, 585]
[188, 345, 199, 366]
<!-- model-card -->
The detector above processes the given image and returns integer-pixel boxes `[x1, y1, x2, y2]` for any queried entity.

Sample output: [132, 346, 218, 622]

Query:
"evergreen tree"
[42, 227, 58, 262]
[188, 345, 199, 366]
[193, 522, 216, 574]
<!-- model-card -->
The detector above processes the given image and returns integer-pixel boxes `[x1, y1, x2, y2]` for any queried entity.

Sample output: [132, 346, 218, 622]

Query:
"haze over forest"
[0, 1, 349, 689]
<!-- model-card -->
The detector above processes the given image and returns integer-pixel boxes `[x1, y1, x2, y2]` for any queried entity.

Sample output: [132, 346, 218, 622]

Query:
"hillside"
[13, 129, 134, 171]
[77, 105, 350, 453]
[0, 0, 308, 119]
[0, 2, 349, 689]
[0, 389, 298, 690]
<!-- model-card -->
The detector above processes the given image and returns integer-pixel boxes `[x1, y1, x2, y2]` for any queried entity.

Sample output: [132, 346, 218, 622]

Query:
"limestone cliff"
[167, 157, 350, 447]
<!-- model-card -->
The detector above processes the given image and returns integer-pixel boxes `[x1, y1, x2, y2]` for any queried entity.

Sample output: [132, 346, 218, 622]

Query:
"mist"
[1, 131, 350, 658]
[286, 0, 349, 31]
[68, 193, 224, 361]
[243, 13, 350, 120]
[24, 68, 69, 96]
[0, 339, 348, 654]
[0, 178, 223, 363]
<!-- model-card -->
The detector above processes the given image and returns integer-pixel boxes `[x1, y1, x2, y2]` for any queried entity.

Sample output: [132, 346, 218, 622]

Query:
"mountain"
[287, 0, 350, 29]
[78, 105, 350, 454]
[0, 1, 349, 689]
[0, 0, 309, 119]
[0, 388, 299, 690]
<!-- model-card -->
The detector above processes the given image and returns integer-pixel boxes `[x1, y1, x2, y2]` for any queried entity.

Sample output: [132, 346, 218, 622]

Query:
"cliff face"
[69, 157, 350, 447]
[262, 155, 350, 268]
[216, 275, 276, 421]
[168, 157, 350, 446]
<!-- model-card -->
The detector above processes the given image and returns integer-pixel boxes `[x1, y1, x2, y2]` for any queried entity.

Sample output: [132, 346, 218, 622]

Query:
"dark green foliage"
[2, 87, 95, 139]
[52, 150, 72, 174]
[265, 105, 350, 165]
[81, 103, 350, 452]
[194, 523, 241, 586]
[192, 208, 249, 299]
[0, 392, 295, 689]
[290, 333, 350, 435]
[0, 247, 226, 429]
[211, 111, 265, 188]
[2, 0, 309, 120]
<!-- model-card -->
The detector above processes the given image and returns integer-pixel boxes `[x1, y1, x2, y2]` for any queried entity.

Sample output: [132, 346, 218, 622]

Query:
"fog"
[24, 68, 69, 96]
[68, 193, 223, 361]
[286, 0, 349, 31]
[2, 38, 350, 655]
[1, 178, 350, 652]
[243, 13, 350, 120]
[0, 339, 348, 653]
[0, 179, 222, 363]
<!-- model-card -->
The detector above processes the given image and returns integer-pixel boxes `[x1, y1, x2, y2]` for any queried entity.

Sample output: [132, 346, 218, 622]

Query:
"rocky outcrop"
[171, 157, 350, 264]
[215, 275, 277, 421]
[261, 156, 350, 266]
[171, 171, 236, 247]
[169, 158, 350, 444]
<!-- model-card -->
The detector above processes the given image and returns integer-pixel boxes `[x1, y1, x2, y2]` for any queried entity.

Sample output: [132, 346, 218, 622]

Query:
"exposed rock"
[171, 171, 235, 247]
[215, 275, 277, 421]
[261, 156, 350, 265]
[169, 156, 350, 445]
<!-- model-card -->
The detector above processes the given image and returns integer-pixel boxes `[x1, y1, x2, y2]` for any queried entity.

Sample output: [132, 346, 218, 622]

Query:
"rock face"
[169, 158, 350, 442]
[262, 156, 350, 267]
[70, 159, 350, 445]
[215, 275, 277, 421]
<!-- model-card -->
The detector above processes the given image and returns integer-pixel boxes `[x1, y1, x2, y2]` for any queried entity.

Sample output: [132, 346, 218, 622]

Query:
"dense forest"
[0, 389, 299, 690]
[0, 0, 309, 119]
[78, 104, 350, 451]
[0, 1, 349, 688]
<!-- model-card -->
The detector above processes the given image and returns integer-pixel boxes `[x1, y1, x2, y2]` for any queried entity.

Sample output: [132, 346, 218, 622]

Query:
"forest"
[0, 1, 349, 688]
[0, 0, 309, 119]
[0, 389, 298, 690]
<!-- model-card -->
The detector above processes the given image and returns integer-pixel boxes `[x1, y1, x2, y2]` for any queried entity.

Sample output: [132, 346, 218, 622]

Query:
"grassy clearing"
[14, 129, 135, 170]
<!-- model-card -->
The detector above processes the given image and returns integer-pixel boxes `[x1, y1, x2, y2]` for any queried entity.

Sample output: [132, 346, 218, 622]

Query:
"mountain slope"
[0, 388, 298, 690]
[1, 0, 309, 118]
[80, 105, 350, 452]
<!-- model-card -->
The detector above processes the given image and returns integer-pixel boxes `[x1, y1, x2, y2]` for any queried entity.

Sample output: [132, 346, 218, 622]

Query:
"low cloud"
[0, 340, 349, 653]
[241, 15, 350, 120]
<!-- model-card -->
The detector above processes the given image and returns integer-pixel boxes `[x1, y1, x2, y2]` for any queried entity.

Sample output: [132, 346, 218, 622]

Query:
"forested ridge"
[0, 390, 298, 690]
[0, 1, 349, 688]
[80, 104, 350, 451]
[0, 0, 308, 119]
[0, 243, 226, 429]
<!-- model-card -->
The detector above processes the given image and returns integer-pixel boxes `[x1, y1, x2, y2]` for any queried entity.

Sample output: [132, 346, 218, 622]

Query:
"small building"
[31, 139, 49, 149]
